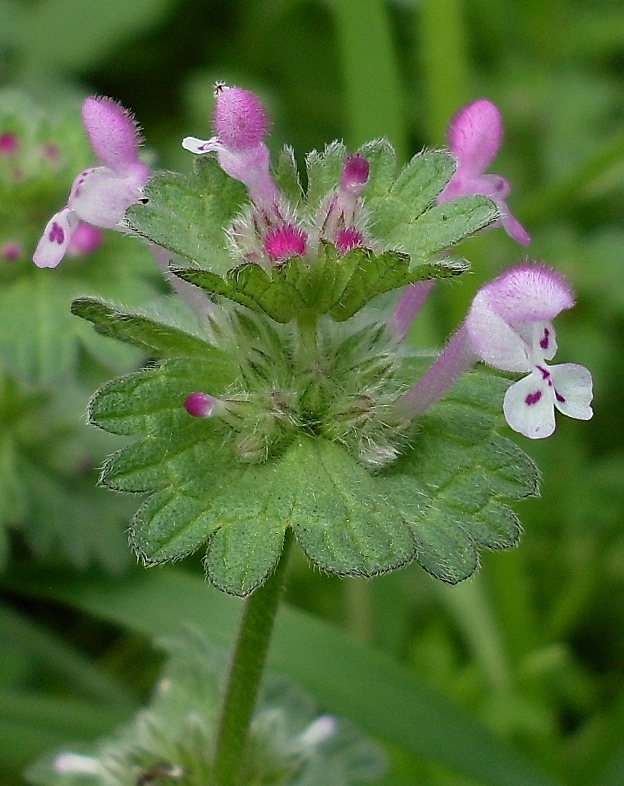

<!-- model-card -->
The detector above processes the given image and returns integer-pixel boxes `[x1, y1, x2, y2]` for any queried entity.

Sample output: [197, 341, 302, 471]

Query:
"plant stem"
[212, 529, 293, 786]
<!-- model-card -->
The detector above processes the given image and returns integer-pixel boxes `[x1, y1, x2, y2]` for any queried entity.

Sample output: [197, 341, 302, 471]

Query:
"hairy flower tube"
[33, 96, 149, 268]
[398, 264, 593, 438]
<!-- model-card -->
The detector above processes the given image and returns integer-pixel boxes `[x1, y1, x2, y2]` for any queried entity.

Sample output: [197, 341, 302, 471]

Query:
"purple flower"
[182, 84, 280, 210]
[438, 99, 530, 246]
[464, 264, 593, 438]
[33, 96, 149, 269]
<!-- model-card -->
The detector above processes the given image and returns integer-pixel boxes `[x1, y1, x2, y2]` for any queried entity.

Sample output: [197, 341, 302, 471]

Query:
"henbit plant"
[27, 85, 593, 785]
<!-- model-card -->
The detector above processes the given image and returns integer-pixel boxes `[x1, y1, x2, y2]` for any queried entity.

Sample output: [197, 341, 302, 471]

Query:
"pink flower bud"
[264, 224, 307, 261]
[1, 242, 22, 261]
[184, 392, 223, 418]
[340, 154, 370, 195]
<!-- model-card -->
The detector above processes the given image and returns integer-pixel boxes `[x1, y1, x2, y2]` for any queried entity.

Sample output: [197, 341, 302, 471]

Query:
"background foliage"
[1, 0, 623, 784]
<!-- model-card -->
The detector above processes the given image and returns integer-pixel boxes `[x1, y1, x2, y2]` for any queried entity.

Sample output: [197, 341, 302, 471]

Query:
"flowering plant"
[29, 84, 593, 786]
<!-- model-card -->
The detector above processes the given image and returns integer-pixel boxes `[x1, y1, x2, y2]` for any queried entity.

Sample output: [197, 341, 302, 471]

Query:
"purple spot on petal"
[555, 390, 566, 403]
[525, 390, 542, 406]
[49, 223, 65, 245]
[537, 365, 552, 385]
[539, 327, 550, 350]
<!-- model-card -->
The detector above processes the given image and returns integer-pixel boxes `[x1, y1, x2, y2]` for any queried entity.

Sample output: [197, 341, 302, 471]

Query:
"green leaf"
[386, 195, 500, 260]
[71, 297, 221, 360]
[89, 357, 235, 436]
[377, 371, 538, 583]
[173, 260, 307, 322]
[126, 157, 247, 272]
[327, 248, 467, 322]
[389, 149, 457, 216]
[274, 145, 304, 206]
[91, 355, 537, 592]
[357, 139, 398, 199]
[305, 141, 348, 208]
[174, 244, 466, 323]
[289, 438, 416, 575]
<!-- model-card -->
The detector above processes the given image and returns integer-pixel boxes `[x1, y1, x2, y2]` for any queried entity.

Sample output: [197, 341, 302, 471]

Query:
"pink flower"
[33, 96, 149, 268]
[182, 84, 280, 210]
[465, 264, 593, 438]
[439, 99, 530, 246]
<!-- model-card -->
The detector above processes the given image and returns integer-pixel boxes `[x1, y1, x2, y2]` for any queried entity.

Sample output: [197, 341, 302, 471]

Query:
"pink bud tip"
[483, 263, 574, 323]
[0, 132, 18, 156]
[341, 154, 370, 193]
[264, 224, 307, 261]
[335, 227, 365, 256]
[213, 86, 270, 152]
[82, 96, 143, 173]
[1, 242, 22, 261]
[184, 392, 217, 418]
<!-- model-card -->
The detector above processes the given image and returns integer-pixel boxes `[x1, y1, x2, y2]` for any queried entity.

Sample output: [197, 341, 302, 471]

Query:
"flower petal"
[550, 363, 593, 420]
[33, 207, 79, 268]
[483, 264, 574, 324]
[70, 167, 147, 228]
[181, 135, 220, 154]
[465, 292, 531, 372]
[503, 371, 556, 439]
[447, 99, 503, 175]
[529, 321, 557, 361]
[82, 96, 143, 175]
[500, 207, 531, 246]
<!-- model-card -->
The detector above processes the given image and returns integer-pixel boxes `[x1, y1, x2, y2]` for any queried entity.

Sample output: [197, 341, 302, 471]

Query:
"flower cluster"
[184, 86, 374, 268]
[34, 85, 593, 446]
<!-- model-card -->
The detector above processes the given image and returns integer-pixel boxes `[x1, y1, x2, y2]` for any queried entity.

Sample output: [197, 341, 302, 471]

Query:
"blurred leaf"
[6, 568, 563, 786]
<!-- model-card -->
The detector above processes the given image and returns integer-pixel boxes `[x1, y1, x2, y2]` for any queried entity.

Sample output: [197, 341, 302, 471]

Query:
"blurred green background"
[1, 1, 624, 784]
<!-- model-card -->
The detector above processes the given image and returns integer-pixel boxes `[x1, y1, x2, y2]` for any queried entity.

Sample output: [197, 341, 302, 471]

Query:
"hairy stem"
[212, 530, 293, 786]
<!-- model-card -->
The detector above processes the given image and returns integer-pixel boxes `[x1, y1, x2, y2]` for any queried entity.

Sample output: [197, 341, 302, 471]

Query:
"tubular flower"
[33, 96, 149, 268]
[182, 84, 281, 210]
[438, 99, 530, 246]
[465, 264, 593, 438]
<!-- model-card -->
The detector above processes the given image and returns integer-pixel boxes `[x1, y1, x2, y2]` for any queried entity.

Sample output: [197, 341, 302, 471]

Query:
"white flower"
[465, 264, 593, 438]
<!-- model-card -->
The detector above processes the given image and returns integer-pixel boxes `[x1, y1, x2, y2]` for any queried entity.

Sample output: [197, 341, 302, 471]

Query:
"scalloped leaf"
[89, 362, 538, 594]
[173, 245, 466, 324]
[125, 157, 247, 272]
